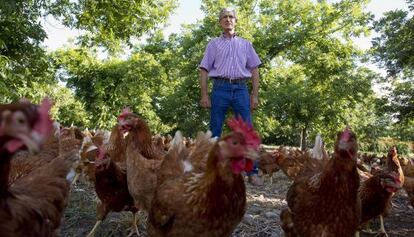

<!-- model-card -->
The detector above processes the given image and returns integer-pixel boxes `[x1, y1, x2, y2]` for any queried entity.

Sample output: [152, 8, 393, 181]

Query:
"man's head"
[219, 7, 237, 33]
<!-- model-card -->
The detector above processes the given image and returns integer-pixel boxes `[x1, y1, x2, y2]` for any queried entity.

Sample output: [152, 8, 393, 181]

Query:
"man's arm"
[250, 67, 259, 110]
[199, 68, 211, 108]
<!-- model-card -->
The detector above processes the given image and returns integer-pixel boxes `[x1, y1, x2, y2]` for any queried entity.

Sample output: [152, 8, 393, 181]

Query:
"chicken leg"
[376, 215, 388, 237]
[86, 220, 102, 237]
[71, 173, 80, 186]
[127, 212, 140, 237]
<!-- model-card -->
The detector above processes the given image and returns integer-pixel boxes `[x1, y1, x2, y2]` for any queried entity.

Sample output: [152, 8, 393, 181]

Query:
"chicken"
[401, 156, 414, 208]
[403, 176, 414, 208]
[311, 134, 328, 161]
[73, 129, 111, 185]
[118, 109, 165, 219]
[86, 146, 138, 237]
[402, 160, 414, 177]
[275, 147, 303, 180]
[258, 148, 279, 184]
[281, 126, 360, 237]
[0, 98, 77, 236]
[10, 124, 82, 187]
[147, 117, 261, 237]
[119, 108, 166, 161]
[59, 126, 83, 156]
[385, 146, 404, 187]
[74, 134, 99, 184]
[104, 126, 127, 163]
[153, 134, 167, 151]
[358, 171, 401, 236]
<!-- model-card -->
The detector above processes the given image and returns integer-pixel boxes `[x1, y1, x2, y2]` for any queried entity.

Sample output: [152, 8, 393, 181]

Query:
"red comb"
[33, 98, 53, 138]
[118, 107, 131, 120]
[227, 117, 261, 149]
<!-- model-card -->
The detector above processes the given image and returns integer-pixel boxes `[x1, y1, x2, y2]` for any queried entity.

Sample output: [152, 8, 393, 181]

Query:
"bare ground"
[59, 172, 414, 237]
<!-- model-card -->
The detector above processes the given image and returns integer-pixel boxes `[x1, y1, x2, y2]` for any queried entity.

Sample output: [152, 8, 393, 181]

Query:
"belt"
[211, 77, 249, 84]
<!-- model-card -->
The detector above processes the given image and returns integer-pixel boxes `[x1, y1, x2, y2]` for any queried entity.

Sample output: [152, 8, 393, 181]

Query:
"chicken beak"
[338, 140, 348, 151]
[14, 132, 41, 154]
[384, 179, 402, 190]
[244, 148, 260, 161]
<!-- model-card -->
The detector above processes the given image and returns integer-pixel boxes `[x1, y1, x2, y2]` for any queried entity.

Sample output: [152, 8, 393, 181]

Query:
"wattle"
[231, 158, 246, 174]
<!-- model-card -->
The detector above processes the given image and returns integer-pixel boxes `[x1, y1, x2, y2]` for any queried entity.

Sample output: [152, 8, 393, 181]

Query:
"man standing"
[199, 7, 262, 185]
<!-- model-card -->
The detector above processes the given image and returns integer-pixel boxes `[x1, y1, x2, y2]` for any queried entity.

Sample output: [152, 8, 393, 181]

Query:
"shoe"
[248, 175, 263, 186]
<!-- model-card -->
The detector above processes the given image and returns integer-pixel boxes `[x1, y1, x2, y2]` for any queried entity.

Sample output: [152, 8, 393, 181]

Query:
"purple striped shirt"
[199, 34, 261, 79]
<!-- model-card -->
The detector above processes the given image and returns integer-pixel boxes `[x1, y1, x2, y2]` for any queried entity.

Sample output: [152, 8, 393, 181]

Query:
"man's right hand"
[200, 95, 211, 109]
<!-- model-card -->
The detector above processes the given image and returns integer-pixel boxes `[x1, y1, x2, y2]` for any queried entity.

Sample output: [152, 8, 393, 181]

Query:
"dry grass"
[59, 172, 414, 237]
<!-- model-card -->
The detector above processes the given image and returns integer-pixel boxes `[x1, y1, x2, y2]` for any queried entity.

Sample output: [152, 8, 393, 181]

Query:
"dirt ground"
[60, 172, 414, 237]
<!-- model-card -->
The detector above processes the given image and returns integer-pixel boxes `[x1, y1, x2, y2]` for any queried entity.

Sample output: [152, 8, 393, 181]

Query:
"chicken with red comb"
[86, 146, 138, 237]
[227, 116, 261, 149]
[148, 118, 261, 237]
[0, 98, 52, 154]
[357, 145, 404, 237]
[0, 98, 77, 236]
[281, 126, 360, 237]
[117, 107, 132, 121]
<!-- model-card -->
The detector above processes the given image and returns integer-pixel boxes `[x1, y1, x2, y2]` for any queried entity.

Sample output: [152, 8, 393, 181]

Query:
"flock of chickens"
[1, 99, 413, 237]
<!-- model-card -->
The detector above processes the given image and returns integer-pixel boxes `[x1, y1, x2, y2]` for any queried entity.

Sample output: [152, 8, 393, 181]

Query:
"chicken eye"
[14, 112, 27, 125]
[17, 118, 26, 124]
[232, 140, 239, 146]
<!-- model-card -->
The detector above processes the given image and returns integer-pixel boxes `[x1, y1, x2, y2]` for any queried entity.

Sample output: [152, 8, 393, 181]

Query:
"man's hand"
[250, 94, 258, 110]
[200, 95, 211, 109]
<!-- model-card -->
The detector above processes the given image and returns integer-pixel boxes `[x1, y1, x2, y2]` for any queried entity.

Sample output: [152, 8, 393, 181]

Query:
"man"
[199, 7, 262, 186]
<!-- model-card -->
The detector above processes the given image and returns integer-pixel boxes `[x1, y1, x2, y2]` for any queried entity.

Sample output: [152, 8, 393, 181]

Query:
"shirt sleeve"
[246, 42, 261, 70]
[199, 41, 214, 72]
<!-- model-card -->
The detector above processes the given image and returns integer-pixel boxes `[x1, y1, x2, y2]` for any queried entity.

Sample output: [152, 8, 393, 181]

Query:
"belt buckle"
[229, 78, 235, 83]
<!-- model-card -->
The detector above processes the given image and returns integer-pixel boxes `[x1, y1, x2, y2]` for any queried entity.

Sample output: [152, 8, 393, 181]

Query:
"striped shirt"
[199, 34, 261, 79]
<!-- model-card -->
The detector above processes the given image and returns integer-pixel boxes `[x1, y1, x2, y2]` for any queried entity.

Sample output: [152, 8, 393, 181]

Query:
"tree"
[53, 47, 173, 131]
[147, 0, 378, 147]
[371, 1, 413, 137]
[1, 0, 178, 127]
[0, 0, 54, 102]
[49, 0, 178, 51]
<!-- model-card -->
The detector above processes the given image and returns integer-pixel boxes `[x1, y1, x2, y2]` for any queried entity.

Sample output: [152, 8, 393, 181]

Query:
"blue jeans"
[210, 80, 258, 175]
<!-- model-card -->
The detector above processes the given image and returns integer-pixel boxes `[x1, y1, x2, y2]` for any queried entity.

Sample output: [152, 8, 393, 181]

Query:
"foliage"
[0, 0, 55, 102]
[125, 0, 388, 146]
[0, 0, 178, 101]
[53, 48, 173, 132]
[10, 80, 89, 126]
[0, 0, 412, 150]
[371, 8, 414, 76]
[371, 1, 414, 125]
[49, 0, 178, 52]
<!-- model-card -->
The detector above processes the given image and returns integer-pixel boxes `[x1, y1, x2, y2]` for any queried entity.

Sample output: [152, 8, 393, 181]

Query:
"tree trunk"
[300, 127, 308, 151]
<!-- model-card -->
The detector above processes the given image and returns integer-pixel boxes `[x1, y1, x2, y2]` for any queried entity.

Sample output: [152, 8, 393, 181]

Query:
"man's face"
[219, 11, 236, 31]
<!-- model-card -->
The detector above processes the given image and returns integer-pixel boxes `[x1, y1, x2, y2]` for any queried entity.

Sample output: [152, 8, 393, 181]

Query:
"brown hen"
[86, 147, 138, 237]
[281, 126, 360, 237]
[117, 108, 166, 233]
[358, 171, 401, 236]
[147, 117, 261, 237]
[0, 99, 76, 236]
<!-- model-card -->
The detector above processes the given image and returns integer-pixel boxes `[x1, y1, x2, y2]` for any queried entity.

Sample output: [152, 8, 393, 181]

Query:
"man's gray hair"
[219, 7, 237, 20]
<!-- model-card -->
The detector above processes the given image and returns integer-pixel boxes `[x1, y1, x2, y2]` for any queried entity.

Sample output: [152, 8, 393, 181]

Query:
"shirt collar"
[221, 32, 237, 39]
